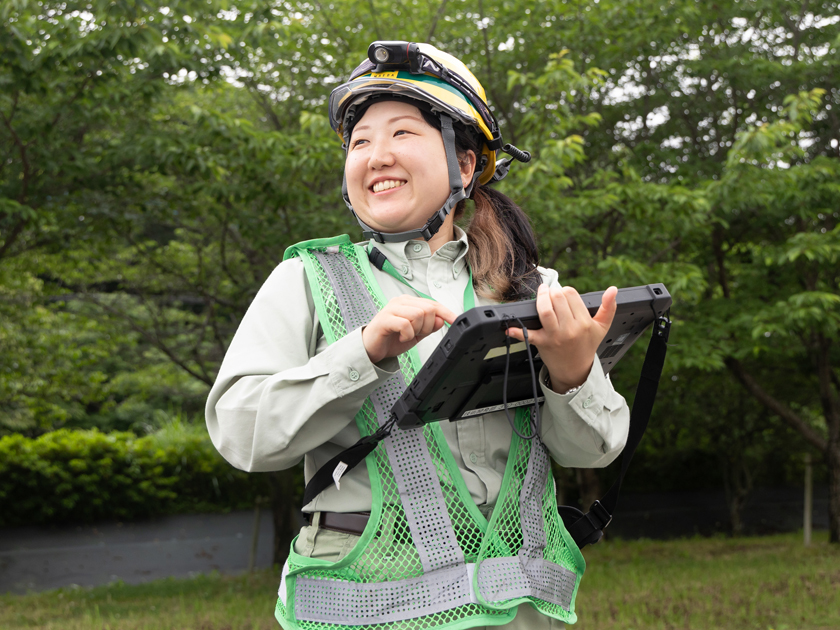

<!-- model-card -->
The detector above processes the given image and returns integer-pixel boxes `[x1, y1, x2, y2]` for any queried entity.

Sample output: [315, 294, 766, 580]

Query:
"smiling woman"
[344, 100, 473, 246]
[206, 40, 628, 630]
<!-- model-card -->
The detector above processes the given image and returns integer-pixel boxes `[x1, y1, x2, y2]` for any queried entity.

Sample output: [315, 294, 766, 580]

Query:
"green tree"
[709, 96, 840, 540]
[527, 0, 840, 540]
[3, 0, 839, 555]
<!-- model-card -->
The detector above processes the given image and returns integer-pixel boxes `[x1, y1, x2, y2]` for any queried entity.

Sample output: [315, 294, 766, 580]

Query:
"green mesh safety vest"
[276, 235, 586, 630]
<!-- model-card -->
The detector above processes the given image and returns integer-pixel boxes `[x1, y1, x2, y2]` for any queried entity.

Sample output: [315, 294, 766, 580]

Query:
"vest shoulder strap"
[283, 234, 354, 261]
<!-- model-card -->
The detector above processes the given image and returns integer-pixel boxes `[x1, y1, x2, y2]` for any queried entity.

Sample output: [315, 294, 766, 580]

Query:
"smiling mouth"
[371, 179, 407, 193]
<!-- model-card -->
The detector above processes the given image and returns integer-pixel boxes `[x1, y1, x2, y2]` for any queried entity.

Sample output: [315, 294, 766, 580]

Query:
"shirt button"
[434, 281, 441, 288]
[413, 243, 423, 253]
[402, 264, 409, 275]
[469, 452, 478, 464]
[582, 396, 593, 409]
[349, 369, 360, 381]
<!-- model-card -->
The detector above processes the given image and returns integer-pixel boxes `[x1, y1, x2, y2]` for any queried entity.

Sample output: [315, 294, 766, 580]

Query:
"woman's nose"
[368, 141, 396, 169]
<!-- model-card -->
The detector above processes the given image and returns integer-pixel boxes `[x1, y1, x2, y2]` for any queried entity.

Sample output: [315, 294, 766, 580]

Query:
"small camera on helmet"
[368, 41, 423, 74]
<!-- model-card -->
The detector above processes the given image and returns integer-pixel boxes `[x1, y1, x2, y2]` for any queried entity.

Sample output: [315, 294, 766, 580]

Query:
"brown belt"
[308, 511, 370, 535]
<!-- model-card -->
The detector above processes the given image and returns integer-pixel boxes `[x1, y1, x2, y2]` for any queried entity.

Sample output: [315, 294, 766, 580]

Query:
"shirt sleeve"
[538, 360, 630, 468]
[205, 257, 398, 472]
[534, 266, 631, 468]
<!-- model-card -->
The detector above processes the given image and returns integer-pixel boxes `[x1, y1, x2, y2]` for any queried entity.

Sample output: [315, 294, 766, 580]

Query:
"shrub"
[0, 425, 267, 526]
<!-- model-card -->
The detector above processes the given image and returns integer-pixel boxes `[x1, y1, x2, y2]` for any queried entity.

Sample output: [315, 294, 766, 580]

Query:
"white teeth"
[372, 180, 406, 193]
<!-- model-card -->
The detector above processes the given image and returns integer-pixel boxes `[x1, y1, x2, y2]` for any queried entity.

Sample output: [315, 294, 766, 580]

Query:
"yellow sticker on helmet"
[370, 71, 398, 79]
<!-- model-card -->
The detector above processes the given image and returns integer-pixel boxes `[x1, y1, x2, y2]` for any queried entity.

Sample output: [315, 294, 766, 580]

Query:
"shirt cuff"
[539, 358, 626, 451]
[311, 326, 399, 397]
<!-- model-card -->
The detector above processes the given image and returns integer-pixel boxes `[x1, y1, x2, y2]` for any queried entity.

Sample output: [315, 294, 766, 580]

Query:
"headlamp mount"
[368, 41, 423, 74]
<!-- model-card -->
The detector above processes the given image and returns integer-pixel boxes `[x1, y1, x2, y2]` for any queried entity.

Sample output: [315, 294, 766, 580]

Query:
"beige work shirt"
[206, 227, 630, 513]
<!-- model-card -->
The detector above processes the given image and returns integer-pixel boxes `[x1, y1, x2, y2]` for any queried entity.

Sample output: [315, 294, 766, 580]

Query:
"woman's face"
[345, 100, 475, 235]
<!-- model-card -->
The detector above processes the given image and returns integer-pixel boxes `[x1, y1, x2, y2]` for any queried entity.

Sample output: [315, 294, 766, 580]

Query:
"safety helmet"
[329, 41, 530, 243]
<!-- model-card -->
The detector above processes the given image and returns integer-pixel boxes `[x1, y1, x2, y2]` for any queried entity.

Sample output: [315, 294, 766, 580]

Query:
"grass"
[0, 532, 837, 629]
[575, 531, 840, 630]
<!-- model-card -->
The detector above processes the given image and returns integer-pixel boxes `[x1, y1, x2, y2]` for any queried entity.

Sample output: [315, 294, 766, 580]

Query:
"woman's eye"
[351, 138, 368, 148]
[394, 130, 412, 137]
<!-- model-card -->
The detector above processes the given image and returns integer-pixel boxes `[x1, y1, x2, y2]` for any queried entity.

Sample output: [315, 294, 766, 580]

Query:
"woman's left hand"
[506, 284, 617, 393]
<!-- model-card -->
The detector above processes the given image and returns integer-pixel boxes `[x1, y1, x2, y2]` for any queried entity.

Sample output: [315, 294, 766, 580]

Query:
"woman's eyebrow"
[352, 115, 424, 133]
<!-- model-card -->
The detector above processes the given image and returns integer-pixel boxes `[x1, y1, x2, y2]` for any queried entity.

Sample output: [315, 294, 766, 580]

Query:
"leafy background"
[1, 0, 838, 553]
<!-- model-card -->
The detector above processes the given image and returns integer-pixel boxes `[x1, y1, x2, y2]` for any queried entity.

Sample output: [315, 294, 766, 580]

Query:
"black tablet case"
[393, 283, 671, 429]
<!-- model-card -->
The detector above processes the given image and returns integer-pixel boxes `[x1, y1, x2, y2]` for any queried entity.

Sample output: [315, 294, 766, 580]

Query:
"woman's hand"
[506, 284, 617, 393]
[362, 295, 457, 364]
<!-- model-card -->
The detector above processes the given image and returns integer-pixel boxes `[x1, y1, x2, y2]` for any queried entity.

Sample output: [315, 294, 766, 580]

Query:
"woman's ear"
[459, 150, 477, 188]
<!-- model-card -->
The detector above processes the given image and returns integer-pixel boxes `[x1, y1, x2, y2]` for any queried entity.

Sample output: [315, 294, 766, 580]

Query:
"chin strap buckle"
[420, 209, 447, 241]
[365, 230, 385, 244]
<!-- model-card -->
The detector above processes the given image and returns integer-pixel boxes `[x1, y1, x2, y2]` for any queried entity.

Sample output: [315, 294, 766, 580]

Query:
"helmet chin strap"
[342, 114, 483, 244]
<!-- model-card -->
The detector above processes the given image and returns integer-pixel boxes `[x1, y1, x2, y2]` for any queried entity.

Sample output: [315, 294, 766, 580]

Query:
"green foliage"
[0, 424, 268, 526]
[1, 0, 839, 536]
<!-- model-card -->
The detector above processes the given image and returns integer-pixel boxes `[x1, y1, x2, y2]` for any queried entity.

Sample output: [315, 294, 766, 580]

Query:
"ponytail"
[416, 108, 540, 301]
[458, 185, 541, 303]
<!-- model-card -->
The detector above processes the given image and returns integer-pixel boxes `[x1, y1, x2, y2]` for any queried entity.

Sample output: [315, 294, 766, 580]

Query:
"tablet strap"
[558, 313, 671, 548]
[302, 414, 397, 508]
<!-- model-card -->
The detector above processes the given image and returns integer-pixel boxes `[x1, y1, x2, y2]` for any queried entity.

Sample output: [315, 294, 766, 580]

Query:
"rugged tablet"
[392, 283, 671, 429]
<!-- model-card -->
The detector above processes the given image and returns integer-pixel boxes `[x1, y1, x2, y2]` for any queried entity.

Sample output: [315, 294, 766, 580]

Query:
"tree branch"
[547, 236, 577, 269]
[476, 0, 513, 137]
[311, 1, 351, 54]
[50, 74, 93, 130]
[1, 93, 32, 204]
[219, 207, 242, 288]
[366, 0, 383, 40]
[712, 223, 731, 298]
[247, 85, 284, 132]
[83, 294, 214, 386]
[647, 237, 682, 266]
[427, 0, 449, 40]
[0, 218, 29, 261]
[123, 231, 240, 311]
[816, 336, 840, 443]
[725, 357, 827, 452]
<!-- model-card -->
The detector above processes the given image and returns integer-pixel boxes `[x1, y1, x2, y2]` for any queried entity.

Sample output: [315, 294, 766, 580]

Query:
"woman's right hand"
[362, 296, 457, 364]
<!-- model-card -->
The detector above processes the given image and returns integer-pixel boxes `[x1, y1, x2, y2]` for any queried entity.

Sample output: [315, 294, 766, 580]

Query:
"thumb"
[592, 286, 618, 331]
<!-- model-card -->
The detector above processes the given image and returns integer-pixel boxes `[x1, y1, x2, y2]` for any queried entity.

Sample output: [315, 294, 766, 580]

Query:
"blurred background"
[1, 0, 838, 627]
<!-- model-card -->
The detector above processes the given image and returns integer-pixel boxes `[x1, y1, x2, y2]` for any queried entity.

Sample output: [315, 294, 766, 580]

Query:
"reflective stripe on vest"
[277, 237, 584, 630]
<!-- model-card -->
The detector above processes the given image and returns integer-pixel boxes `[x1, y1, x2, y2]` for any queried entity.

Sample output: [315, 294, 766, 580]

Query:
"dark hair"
[419, 110, 542, 302]
[348, 97, 541, 302]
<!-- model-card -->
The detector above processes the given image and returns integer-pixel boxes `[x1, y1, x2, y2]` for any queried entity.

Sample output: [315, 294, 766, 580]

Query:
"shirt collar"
[367, 226, 470, 281]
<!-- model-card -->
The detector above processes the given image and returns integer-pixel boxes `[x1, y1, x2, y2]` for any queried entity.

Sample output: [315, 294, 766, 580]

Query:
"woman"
[206, 42, 629, 630]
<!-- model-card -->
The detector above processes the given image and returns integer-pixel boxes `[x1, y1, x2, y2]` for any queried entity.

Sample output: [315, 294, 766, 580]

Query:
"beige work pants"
[292, 515, 565, 630]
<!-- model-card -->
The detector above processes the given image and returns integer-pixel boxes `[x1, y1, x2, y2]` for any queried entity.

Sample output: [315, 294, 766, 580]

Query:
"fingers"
[505, 326, 525, 343]
[505, 325, 549, 347]
[391, 295, 456, 324]
[384, 298, 455, 341]
[592, 286, 617, 331]
[537, 283, 583, 334]
[363, 296, 456, 362]
[535, 284, 561, 335]
[514, 283, 614, 343]
[507, 284, 572, 346]
[431, 301, 457, 326]
[387, 306, 431, 342]
[564, 286, 592, 321]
